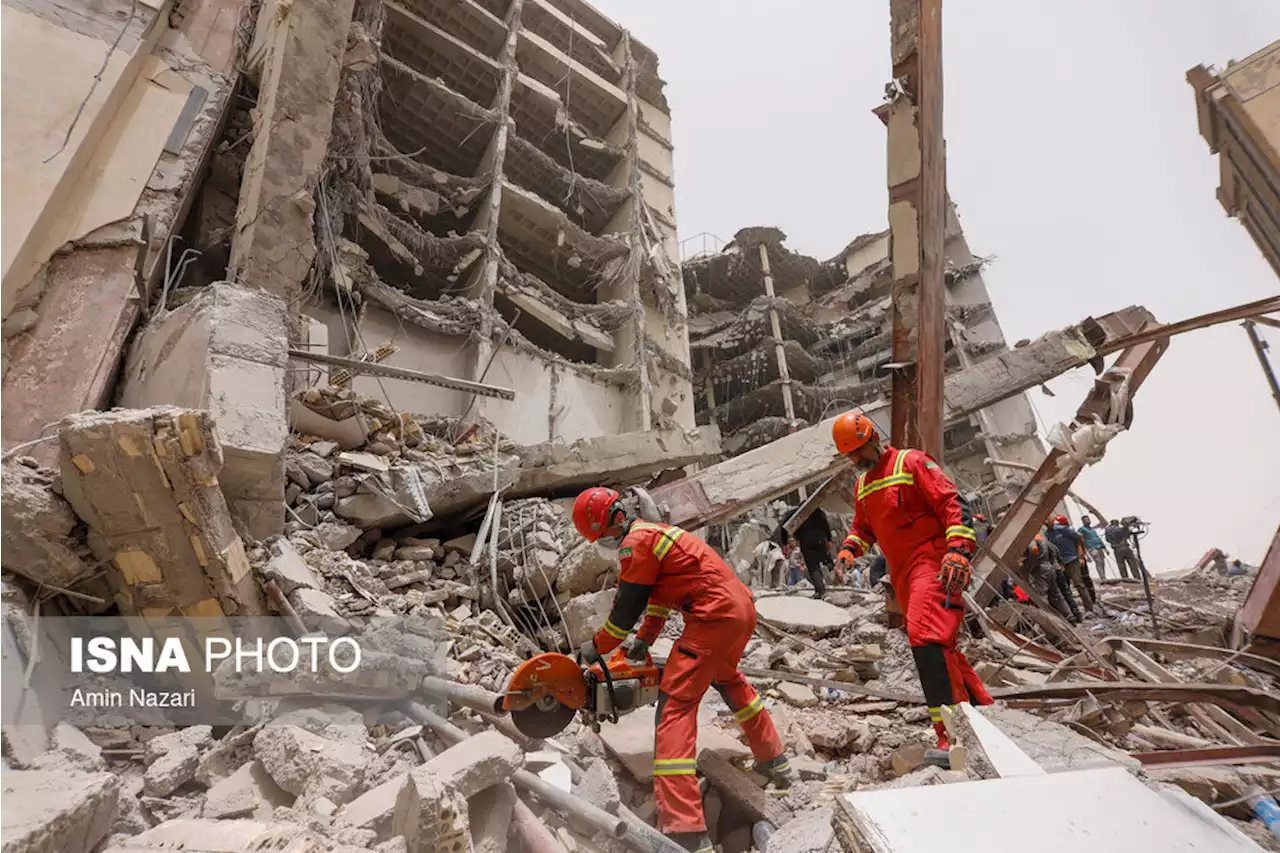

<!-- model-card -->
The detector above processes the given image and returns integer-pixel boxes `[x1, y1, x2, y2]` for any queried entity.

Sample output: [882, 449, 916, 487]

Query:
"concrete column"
[618, 32, 653, 432]
[757, 243, 795, 422]
[229, 0, 356, 307]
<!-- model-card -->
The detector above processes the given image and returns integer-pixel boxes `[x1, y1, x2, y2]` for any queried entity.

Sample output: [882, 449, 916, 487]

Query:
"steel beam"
[1243, 319, 1280, 414]
[973, 330, 1169, 604]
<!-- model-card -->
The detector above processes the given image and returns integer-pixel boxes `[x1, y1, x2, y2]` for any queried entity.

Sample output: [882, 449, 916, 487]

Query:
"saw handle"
[597, 651, 620, 725]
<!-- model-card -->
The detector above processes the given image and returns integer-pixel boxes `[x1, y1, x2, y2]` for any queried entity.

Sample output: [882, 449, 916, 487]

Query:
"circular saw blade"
[510, 694, 576, 738]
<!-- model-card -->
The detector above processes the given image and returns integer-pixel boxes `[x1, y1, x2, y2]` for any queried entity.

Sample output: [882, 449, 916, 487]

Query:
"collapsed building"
[2, 3, 1280, 853]
[681, 210, 1047, 517]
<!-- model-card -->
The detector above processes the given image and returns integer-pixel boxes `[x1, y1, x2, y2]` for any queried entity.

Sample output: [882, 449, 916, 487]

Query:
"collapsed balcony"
[379, 57, 499, 177]
[509, 74, 624, 183]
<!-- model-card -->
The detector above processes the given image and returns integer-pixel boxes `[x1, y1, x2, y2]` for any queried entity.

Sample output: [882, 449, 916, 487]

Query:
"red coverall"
[592, 520, 785, 834]
[839, 447, 993, 736]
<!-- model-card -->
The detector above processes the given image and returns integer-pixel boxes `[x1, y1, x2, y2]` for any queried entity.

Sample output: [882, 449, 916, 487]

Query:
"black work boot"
[753, 754, 795, 789]
[667, 831, 713, 853]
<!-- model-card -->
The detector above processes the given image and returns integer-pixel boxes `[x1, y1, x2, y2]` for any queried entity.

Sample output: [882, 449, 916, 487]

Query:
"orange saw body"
[501, 647, 662, 738]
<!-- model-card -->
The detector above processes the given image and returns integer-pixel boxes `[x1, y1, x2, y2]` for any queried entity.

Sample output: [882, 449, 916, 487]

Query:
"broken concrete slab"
[976, 704, 1140, 774]
[799, 711, 869, 752]
[1, 461, 93, 588]
[468, 782, 517, 853]
[511, 425, 721, 498]
[413, 730, 523, 800]
[766, 808, 834, 853]
[777, 681, 819, 708]
[336, 774, 407, 840]
[1, 769, 120, 853]
[288, 587, 353, 635]
[754, 596, 853, 636]
[252, 724, 368, 803]
[599, 706, 751, 782]
[57, 407, 267, 617]
[839, 766, 1259, 853]
[334, 455, 520, 529]
[98, 819, 324, 853]
[119, 284, 290, 540]
[203, 760, 294, 820]
[556, 542, 618, 596]
[263, 538, 322, 594]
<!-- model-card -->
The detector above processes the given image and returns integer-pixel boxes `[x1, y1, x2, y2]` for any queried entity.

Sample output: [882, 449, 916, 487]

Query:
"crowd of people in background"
[750, 500, 1158, 623]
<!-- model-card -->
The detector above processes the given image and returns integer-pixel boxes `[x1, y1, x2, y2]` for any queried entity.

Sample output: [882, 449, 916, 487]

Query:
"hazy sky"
[593, 0, 1280, 572]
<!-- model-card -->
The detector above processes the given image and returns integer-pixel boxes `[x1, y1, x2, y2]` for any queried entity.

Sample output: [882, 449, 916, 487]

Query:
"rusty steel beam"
[1092, 294, 1280, 357]
[973, 330, 1169, 604]
[1132, 744, 1280, 769]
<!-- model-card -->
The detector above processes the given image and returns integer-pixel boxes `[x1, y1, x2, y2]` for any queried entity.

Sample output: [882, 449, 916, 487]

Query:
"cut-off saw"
[500, 646, 661, 738]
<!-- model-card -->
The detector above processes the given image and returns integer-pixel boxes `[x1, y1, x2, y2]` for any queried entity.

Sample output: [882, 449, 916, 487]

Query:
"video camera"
[1121, 515, 1149, 537]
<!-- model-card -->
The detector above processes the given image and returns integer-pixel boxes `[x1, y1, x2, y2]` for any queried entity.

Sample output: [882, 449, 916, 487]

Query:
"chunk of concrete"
[0, 462, 92, 588]
[203, 760, 294, 820]
[557, 542, 618, 596]
[562, 589, 614, 645]
[799, 711, 866, 752]
[263, 538, 322, 594]
[599, 708, 750, 782]
[777, 681, 819, 708]
[252, 725, 368, 802]
[57, 408, 266, 617]
[336, 773, 408, 840]
[468, 783, 516, 853]
[754, 596, 852, 636]
[143, 726, 212, 797]
[335, 457, 520, 529]
[295, 452, 335, 486]
[766, 808, 834, 853]
[98, 819, 321, 852]
[416, 730, 523, 799]
[30, 723, 105, 772]
[288, 587, 352, 635]
[119, 283, 289, 540]
[1, 769, 119, 853]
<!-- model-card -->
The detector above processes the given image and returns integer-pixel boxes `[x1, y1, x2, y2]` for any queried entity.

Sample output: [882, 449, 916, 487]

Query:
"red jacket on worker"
[592, 520, 753, 654]
[840, 446, 977, 574]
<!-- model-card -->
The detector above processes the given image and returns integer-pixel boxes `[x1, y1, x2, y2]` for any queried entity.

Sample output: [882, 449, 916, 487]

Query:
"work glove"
[578, 638, 603, 665]
[625, 638, 651, 662]
[937, 550, 972, 595]
[835, 549, 856, 571]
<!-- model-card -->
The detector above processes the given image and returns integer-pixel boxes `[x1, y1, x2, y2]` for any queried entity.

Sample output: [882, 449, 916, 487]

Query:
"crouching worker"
[572, 487, 793, 853]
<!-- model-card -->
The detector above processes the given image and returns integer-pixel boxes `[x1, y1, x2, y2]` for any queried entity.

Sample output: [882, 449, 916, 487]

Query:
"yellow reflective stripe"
[630, 521, 666, 532]
[946, 525, 977, 541]
[894, 448, 913, 476]
[653, 758, 697, 776]
[857, 473, 914, 500]
[603, 620, 628, 640]
[653, 527, 685, 560]
[645, 603, 671, 617]
[734, 695, 765, 722]
[928, 705, 943, 722]
[846, 534, 872, 553]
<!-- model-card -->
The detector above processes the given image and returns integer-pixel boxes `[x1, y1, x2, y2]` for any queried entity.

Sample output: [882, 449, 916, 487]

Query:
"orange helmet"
[832, 411, 877, 455]
[572, 487, 620, 542]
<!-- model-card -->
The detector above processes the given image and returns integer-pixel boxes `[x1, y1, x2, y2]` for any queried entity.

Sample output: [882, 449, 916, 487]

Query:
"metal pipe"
[559, 755, 688, 853]
[419, 676, 507, 717]
[511, 792, 571, 853]
[406, 703, 627, 840]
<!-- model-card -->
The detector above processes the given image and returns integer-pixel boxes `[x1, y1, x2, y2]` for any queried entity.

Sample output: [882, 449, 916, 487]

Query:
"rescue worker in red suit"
[572, 487, 793, 853]
[830, 412, 994, 761]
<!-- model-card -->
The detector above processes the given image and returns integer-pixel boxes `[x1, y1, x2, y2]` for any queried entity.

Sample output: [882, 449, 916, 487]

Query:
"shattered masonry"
[681, 209, 1047, 517]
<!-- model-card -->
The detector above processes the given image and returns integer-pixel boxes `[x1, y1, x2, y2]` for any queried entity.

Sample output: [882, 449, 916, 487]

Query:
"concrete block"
[1, 769, 120, 853]
[119, 283, 289, 540]
[468, 783, 516, 853]
[57, 408, 267, 617]
[418, 730, 523, 800]
[766, 808, 834, 853]
[337, 773, 409, 840]
[263, 538, 322, 594]
[203, 760, 294, 820]
[777, 682, 819, 708]
[288, 587, 352, 635]
[0, 462, 92, 588]
[252, 724, 368, 803]
[556, 542, 618, 596]
[562, 589, 614, 646]
[98, 819, 323, 852]
[754, 596, 852, 636]
[390, 773, 469, 853]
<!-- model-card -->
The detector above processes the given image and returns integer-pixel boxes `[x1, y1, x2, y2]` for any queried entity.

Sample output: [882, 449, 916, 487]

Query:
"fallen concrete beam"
[120, 283, 289, 540]
[991, 681, 1280, 715]
[57, 407, 267, 617]
[973, 332, 1168, 604]
[511, 424, 721, 498]
[943, 306, 1153, 421]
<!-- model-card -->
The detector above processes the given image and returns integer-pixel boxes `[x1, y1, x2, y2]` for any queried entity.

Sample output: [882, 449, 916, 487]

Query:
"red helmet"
[1054, 515, 1069, 525]
[832, 411, 877, 455]
[572, 487, 620, 542]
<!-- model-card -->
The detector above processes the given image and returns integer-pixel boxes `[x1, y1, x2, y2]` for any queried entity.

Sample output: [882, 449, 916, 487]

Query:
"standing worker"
[1046, 515, 1096, 614]
[1078, 514, 1109, 580]
[1018, 532, 1075, 621]
[1106, 519, 1145, 580]
[783, 505, 835, 599]
[829, 412, 993, 762]
[572, 487, 793, 853]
